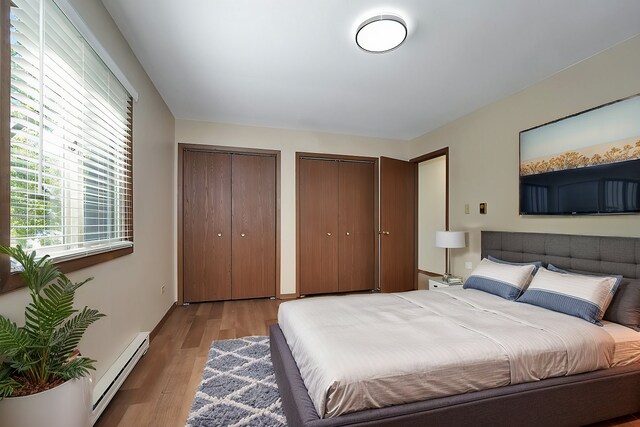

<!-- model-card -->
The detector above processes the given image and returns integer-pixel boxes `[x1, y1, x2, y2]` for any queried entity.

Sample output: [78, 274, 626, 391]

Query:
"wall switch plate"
[479, 203, 487, 214]
[464, 204, 470, 214]
[465, 262, 473, 270]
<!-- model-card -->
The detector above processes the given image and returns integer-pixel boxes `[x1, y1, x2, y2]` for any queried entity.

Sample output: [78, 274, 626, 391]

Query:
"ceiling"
[102, 0, 640, 140]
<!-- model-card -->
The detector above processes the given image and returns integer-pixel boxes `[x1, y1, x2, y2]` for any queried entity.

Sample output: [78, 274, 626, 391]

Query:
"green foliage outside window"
[10, 42, 63, 251]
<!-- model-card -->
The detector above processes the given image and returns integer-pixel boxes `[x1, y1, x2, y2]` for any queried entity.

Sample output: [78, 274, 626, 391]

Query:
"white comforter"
[278, 288, 615, 418]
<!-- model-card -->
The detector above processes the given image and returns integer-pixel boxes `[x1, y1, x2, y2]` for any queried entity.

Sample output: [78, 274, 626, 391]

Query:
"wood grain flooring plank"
[198, 319, 222, 358]
[151, 350, 198, 426]
[94, 391, 128, 427]
[118, 402, 153, 427]
[178, 354, 208, 423]
[120, 334, 172, 391]
[209, 301, 224, 319]
[181, 312, 207, 349]
[196, 302, 212, 317]
[219, 301, 236, 330]
[218, 328, 236, 340]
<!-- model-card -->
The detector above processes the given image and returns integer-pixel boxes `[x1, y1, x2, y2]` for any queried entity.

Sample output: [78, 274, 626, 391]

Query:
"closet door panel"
[299, 159, 339, 295]
[183, 151, 232, 302]
[231, 154, 276, 299]
[380, 156, 416, 293]
[339, 162, 375, 292]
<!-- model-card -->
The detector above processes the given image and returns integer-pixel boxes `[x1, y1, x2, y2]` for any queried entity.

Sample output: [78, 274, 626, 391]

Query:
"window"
[604, 180, 639, 212]
[1, 0, 134, 289]
[521, 184, 548, 214]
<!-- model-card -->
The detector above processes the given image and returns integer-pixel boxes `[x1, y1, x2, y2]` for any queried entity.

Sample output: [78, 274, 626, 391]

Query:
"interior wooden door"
[183, 151, 232, 302]
[380, 156, 416, 293]
[338, 161, 375, 292]
[299, 158, 339, 295]
[231, 154, 276, 299]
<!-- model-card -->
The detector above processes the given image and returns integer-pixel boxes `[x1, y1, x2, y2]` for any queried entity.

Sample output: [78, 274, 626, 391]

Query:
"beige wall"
[0, 0, 176, 382]
[418, 157, 446, 273]
[409, 35, 640, 278]
[2, 2, 636, 385]
[175, 120, 410, 295]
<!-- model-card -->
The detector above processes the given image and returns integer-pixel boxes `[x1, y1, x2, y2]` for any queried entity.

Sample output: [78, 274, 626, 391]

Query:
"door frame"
[177, 143, 281, 305]
[295, 152, 379, 297]
[410, 147, 450, 277]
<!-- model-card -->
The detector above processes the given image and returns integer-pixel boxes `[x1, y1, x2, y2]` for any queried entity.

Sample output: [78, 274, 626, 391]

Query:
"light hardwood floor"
[94, 299, 281, 427]
[95, 298, 639, 427]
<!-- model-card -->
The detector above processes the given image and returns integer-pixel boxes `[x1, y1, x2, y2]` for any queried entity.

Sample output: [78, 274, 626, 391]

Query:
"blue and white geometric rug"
[186, 336, 286, 427]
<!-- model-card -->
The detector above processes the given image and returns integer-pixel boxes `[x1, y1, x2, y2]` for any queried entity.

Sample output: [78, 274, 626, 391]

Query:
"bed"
[270, 231, 640, 426]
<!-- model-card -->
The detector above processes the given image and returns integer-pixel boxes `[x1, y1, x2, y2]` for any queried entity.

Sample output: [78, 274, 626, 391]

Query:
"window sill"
[1, 246, 134, 294]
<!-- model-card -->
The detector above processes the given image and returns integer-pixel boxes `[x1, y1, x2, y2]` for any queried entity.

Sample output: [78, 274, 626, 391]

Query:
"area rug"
[186, 336, 287, 427]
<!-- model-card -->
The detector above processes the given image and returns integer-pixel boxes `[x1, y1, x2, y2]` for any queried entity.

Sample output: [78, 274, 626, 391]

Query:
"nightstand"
[428, 277, 463, 289]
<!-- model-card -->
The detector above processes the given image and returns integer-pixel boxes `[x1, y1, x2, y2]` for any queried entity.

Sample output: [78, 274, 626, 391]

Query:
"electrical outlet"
[465, 262, 473, 270]
[161, 285, 166, 295]
[464, 204, 470, 214]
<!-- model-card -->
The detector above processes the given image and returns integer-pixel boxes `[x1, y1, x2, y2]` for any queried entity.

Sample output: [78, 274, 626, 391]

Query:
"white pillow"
[517, 267, 619, 324]
[463, 258, 536, 300]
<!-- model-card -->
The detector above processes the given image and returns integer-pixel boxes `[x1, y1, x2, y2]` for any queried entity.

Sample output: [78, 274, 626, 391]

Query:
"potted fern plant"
[0, 246, 105, 427]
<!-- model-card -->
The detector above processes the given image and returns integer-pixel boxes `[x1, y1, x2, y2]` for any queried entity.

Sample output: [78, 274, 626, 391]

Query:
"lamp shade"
[435, 231, 466, 249]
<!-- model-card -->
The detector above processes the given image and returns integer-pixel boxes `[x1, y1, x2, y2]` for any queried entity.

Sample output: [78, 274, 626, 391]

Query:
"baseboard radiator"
[91, 332, 150, 425]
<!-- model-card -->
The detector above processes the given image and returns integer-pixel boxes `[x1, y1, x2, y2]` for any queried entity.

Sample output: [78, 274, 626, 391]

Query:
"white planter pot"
[0, 376, 92, 427]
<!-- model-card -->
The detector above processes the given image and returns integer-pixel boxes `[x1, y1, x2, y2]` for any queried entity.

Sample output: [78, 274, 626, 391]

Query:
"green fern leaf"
[0, 317, 30, 359]
[48, 308, 104, 371]
[0, 246, 60, 294]
[0, 366, 21, 399]
[52, 356, 96, 380]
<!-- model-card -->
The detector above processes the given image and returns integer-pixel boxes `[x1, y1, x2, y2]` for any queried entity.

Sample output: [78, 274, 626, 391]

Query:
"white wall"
[409, 35, 640, 278]
[418, 157, 446, 273]
[175, 120, 410, 295]
[0, 0, 176, 382]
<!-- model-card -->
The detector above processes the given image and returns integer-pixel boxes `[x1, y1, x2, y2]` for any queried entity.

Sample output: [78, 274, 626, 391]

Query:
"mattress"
[602, 320, 640, 366]
[278, 288, 620, 418]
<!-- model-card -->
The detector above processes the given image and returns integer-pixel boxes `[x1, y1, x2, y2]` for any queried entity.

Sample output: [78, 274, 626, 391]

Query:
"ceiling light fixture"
[356, 14, 407, 53]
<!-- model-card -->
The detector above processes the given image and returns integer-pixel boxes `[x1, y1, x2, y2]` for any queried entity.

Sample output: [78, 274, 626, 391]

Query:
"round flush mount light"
[356, 14, 407, 53]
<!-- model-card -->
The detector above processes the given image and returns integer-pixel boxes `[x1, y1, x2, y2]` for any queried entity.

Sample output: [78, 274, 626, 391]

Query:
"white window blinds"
[9, 0, 133, 264]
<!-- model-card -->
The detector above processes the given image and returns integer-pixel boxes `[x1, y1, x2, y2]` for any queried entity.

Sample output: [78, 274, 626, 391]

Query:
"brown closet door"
[231, 154, 276, 299]
[183, 151, 232, 302]
[380, 157, 416, 293]
[339, 161, 375, 292]
[299, 159, 339, 295]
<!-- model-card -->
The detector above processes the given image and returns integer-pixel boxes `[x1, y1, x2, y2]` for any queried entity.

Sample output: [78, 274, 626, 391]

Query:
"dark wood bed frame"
[270, 231, 640, 426]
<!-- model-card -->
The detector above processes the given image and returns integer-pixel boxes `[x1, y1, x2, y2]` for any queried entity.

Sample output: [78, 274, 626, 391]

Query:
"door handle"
[241, 233, 246, 237]
[327, 232, 332, 236]
[383, 231, 390, 235]
[346, 232, 350, 236]
[217, 233, 222, 237]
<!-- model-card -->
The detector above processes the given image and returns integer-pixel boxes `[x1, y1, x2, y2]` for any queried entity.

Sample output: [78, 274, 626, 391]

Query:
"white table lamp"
[435, 231, 466, 282]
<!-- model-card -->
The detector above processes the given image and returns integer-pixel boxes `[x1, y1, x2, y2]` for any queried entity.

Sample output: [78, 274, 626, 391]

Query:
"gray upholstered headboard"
[481, 231, 640, 330]
[481, 231, 640, 279]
